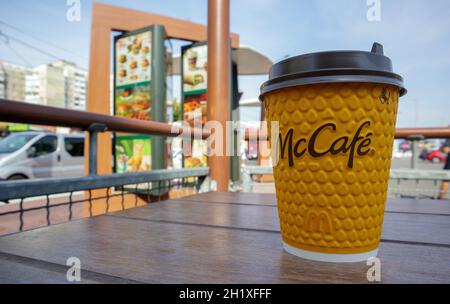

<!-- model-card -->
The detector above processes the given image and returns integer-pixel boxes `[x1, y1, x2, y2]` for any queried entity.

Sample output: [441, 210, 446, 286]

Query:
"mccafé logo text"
[279, 121, 373, 169]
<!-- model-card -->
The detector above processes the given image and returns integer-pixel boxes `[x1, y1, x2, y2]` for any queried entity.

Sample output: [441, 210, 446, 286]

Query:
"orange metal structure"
[85, 2, 239, 212]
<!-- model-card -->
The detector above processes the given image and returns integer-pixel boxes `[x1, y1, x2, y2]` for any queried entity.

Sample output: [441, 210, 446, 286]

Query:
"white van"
[0, 132, 85, 180]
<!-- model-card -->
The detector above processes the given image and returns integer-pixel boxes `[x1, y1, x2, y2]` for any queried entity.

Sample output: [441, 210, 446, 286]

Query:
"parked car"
[423, 149, 447, 163]
[0, 132, 85, 180]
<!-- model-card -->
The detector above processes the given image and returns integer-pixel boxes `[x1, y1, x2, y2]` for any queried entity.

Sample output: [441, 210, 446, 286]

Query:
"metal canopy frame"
[87, 2, 239, 183]
[83, 2, 240, 208]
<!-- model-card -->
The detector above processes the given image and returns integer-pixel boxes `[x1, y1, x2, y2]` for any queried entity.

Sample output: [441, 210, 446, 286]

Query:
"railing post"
[207, 0, 231, 192]
[241, 167, 253, 193]
[151, 24, 167, 173]
[407, 135, 425, 169]
[87, 123, 108, 176]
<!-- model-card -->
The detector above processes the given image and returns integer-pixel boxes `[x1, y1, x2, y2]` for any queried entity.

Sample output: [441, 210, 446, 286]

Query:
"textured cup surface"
[264, 82, 399, 255]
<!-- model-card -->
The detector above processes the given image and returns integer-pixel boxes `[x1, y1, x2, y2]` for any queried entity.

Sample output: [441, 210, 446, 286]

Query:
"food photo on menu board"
[183, 45, 208, 128]
[182, 44, 208, 168]
[115, 136, 151, 173]
[114, 29, 153, 174]
[184, 139, 207, 169]
[115, 85, 151, 120]
[115, 30, 152, 121]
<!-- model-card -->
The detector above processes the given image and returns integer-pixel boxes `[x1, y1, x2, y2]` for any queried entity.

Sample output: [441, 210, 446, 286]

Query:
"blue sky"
[0, 0, 449, 127]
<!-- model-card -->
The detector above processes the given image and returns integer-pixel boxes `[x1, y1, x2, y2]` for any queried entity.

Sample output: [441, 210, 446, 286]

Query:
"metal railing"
[241, 165, 450, 199]
[0, 168, 210, 202]
[0, 98, 209, 139]
[0, 99, 211, 235]
[0, 169, 209, 235]
[389, 169, 450, 199]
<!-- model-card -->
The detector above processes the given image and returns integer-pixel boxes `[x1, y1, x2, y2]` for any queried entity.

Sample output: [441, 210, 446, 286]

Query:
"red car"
[425, 150, 447, 163]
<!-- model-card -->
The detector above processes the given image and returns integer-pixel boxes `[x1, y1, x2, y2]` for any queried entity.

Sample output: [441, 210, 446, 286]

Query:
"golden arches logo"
[304, 210, 333, 235]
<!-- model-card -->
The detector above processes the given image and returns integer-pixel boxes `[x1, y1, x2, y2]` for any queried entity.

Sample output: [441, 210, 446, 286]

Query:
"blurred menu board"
[182, 43, 208, 168]
[115, 135, 151, 173]
[114, 28, 152, 173]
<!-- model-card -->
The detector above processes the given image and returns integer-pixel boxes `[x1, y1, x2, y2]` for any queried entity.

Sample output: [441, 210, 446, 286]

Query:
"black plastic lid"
[260, 42, 407, 99]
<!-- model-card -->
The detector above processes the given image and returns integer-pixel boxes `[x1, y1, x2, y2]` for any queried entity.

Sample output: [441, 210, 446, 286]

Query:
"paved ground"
[0, 193, 84, 236]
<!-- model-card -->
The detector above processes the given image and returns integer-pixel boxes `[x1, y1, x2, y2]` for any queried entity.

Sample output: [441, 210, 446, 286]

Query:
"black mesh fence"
[0, 170, 209, 236]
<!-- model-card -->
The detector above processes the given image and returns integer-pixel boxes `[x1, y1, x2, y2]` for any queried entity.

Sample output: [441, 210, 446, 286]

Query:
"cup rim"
[283, 242, 379, 263]
[259, 70, 407, 101]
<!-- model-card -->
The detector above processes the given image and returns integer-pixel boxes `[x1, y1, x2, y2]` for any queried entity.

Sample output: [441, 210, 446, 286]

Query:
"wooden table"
[0, 192, 449, 283]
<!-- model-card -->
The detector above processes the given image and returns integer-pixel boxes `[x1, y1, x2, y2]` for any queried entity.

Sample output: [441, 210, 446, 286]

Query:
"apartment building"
[52, 60, 88, 111]
[26, 60, 87, 110]
[0, 67, 5, 98]
[26, 63, 65, 107]
[0, 61, 30, 101]
[0, 60, 88, 110]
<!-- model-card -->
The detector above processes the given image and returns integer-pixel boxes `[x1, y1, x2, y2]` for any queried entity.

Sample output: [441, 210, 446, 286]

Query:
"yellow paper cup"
[260, 43, 406, 262]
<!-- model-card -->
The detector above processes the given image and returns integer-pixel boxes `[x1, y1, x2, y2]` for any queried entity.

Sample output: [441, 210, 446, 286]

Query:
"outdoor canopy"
[168, 45, 272, 76]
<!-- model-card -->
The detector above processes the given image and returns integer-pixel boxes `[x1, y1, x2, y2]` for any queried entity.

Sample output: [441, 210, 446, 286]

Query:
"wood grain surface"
[0, 193, 449, 283]
[179, 192, 450, 215]
[111, 199, 450, 246]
